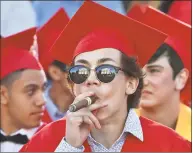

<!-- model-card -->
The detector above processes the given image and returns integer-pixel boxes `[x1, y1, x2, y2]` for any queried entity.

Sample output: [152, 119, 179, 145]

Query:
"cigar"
[68, 95, 98, 112]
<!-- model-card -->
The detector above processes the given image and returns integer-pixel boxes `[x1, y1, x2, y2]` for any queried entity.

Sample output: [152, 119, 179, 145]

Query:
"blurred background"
[1, 0, 191, 37]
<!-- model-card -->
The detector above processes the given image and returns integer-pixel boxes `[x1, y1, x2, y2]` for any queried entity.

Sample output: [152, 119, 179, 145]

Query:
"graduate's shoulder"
[140, 116, 182, 137]
[20, 119, 66, 152]
[35, 118, 66, 136]
[140, 116, 191, 151]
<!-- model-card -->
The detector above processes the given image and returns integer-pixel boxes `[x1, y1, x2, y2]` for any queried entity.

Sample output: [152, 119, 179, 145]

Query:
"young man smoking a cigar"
[20, 2, 191, 152]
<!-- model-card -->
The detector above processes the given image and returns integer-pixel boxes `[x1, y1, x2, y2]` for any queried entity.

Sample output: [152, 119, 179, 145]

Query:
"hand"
[65, 91, 107, 148]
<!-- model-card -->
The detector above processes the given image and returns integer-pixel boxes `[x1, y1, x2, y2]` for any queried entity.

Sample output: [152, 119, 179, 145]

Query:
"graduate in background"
[0, 28, 47, 152]
[127, 5, 191, 141]
[35, 8, 74, 123]
[20, 2, 190, 152]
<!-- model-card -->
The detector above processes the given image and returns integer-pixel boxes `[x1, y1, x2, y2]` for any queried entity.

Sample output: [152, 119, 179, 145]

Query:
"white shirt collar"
[0, 122, 44, 139]
[88, 109, 144, 142]
[124, 109, 144, 141]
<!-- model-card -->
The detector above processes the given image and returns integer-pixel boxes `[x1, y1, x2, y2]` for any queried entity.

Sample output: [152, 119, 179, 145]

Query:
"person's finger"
[88, 103, 108, 112]
[72, 110, 101, 129]
[68, 116, 83, 126]
[83, 116, 94, 129]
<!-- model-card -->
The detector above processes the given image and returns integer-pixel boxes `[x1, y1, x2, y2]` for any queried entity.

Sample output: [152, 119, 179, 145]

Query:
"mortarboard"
[1, 28, 42, 80]
[50, 1, 167, 67]
[127, 4, 191, 50]
[168, 1, 191, 25]
[37, 8, 70, 72]
[2, 27, 36, 50]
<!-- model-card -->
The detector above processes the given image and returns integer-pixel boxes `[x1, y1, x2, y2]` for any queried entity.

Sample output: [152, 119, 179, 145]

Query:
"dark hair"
[158, 0, 174, 13]
[46, 60, 68, 80]
[1, 69, 25, 88]
[121, 53, 144, 111]
[122, 1, 132, 13]
[148, 43, 184, 79]
[47, 60, 73, 91]
[52, 60, 67, 71]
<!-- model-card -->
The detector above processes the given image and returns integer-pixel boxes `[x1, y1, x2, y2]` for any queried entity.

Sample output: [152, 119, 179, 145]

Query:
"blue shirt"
[44, 81, 66, 121]
[32, 1, 126, 27]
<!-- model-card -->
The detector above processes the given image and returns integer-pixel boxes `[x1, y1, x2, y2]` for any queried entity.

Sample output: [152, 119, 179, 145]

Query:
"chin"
[139, 99, 157, 109]
[95, 109, 109, 122]
[25, 120, 41, 129]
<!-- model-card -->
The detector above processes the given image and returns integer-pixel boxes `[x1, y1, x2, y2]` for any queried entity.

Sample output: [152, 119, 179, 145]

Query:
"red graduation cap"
[127, 4, 192, 104]
[168, 1, 191, 25]
[37, 8, 70, 72]
[2, 27, 36, 50]
[50, 1, 167, 67]
[165, 37, 191, 75]
[127, 4, 191, 60]
[126, 4, 145, 21]
[127, 4, 191, 50]
[1, 28, 42, 80]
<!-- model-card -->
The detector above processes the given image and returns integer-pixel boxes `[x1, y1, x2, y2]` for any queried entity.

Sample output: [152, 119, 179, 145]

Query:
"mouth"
[31, 111, 44, 116]
[93, 98, 101, 104]
[81, 89, 101, 99]
[142, 90, 152, 95]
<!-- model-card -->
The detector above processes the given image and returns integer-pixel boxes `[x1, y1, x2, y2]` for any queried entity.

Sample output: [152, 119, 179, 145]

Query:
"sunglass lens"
[69, 65, 89, 84]
[96, 65, 116, 83]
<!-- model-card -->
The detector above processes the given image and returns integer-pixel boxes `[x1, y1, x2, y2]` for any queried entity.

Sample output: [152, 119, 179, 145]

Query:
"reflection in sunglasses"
[78, 68, 89, 75]
[101, 68, 111, 75]
[69, 64, 122, 84]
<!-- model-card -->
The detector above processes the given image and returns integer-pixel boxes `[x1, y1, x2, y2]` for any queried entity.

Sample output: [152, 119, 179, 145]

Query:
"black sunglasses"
[68, 64, 124, 84]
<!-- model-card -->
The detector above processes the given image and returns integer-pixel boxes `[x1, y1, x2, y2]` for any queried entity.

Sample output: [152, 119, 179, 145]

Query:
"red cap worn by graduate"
[50, 4, 167, 67]
[1, 28, 42, 80]
[127, 4, 191, 44]
[36, 8, 70, 72]
[127, 4, 191, 106]
[19, 2, 191, 152]
[2, 27, 37, 50]
[168, 1, 191, 25]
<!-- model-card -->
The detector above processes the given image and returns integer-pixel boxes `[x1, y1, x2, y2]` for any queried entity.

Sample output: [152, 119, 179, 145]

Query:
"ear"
[0, 85, 9, 105]
[126, 77, 139, 95]
[48, 65, 63, 81]
[174, 68, 189, 91]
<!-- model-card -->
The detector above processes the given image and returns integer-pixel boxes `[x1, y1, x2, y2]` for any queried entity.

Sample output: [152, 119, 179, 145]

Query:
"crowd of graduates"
[0, 0, 192, 152]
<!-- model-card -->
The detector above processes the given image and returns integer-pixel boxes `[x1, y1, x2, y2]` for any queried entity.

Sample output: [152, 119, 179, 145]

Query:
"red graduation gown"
[20, 117, 191, 152]
[41, 109, 53, 124]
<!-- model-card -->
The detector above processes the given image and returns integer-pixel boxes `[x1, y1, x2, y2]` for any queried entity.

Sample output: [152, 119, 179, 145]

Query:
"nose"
[85, 69, 100, 86]
[143, 74, 150, 86]
[35, 91, 46, 107]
